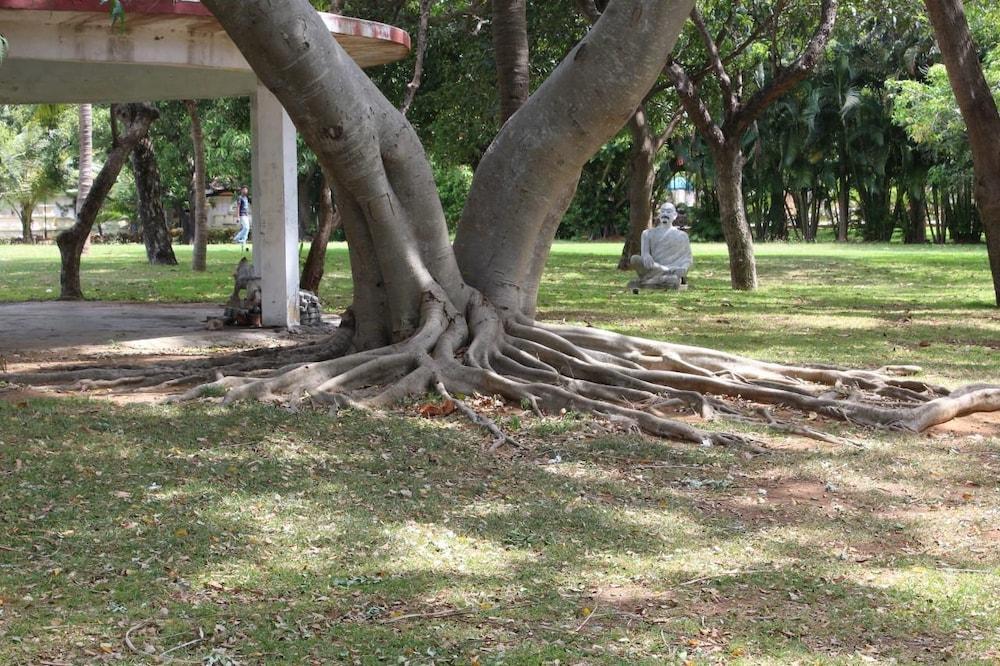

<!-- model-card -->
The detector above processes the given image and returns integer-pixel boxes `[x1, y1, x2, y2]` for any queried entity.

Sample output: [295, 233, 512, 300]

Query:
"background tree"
[57, 104, 158, 299]
[0, 105, 73, 243]
[666, 0, 839, 289]
[76, 104, 93, 214]
[127, 103, 177, 265]
[184, 100, 209, 272]
[922, 0, 1000, 304]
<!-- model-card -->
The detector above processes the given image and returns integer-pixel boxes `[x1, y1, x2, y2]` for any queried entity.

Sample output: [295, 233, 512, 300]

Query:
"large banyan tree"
[10, 0, 999, 448]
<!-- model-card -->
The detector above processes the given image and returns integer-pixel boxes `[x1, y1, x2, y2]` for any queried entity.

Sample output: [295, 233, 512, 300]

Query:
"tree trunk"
[79, 103, 94, 254]
[924, 0, 1000, 305]
[618, 109, 656, 270]
[713, 143, 758, 290]
[57, 104, 159, 300]
[77, 104, 93, 212]
[808, 191, 821, 241]
[491, 0, 530, 125]
[19, 203, 33, 243]
[298, 169, 313, 238]
[905, 189, 928, 244]
[300, 174, 341, 293]
[185, 100, 209, 272]
[456, 0, 695, 317]
[129, 105, 178, 266]
[837, 171, 850, 241]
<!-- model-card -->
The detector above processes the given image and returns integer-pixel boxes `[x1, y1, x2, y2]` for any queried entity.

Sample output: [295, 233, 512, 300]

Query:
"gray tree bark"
[491, 0, 529, 124]
[924, 0, 1000, 305]
[456, 0, 696, 316]
[713, 142, 758, 287]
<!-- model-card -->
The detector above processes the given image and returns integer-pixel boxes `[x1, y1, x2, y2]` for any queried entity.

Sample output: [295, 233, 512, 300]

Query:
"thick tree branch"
[653, 109, 685, 154]
[57, 104, 158, 299]
[729, 0, 838, 137]
[691, 8, 737, 116]
[666, 60, 724, 146]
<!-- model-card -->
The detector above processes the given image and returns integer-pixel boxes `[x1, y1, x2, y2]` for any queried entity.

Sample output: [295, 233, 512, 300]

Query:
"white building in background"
[0, 196, 76, 241]
[0, 190, 244, 241]
[667, 174, 697, 208]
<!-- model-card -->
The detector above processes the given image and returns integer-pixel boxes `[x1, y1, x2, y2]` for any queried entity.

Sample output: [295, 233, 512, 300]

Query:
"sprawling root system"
[6, 291, 999, 453]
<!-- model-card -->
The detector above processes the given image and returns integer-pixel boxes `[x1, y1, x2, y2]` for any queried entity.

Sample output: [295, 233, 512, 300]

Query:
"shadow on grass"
[2, 397, 997, 663]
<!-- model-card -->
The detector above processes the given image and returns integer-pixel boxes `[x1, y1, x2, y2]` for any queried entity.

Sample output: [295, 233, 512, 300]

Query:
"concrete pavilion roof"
[0, 0, 411, 103]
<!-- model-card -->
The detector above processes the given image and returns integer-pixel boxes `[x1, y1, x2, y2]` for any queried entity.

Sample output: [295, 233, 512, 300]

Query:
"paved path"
[0, 301, 328, 354]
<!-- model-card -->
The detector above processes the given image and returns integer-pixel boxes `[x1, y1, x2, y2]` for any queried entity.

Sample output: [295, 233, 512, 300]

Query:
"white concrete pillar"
[251, 82, 300, 328]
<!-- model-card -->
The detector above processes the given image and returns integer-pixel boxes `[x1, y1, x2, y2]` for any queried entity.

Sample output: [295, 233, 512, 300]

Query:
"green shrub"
[432, 159, 473, 230]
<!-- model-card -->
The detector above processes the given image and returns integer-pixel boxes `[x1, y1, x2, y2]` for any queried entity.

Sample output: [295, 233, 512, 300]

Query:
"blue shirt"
[237, 194, 250, 217]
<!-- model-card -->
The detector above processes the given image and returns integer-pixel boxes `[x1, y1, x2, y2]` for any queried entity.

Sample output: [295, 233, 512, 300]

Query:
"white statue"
[629, 202, 693, 291]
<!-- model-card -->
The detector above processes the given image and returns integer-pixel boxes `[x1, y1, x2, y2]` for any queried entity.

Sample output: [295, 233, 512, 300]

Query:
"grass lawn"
[1, 241, 998, 664]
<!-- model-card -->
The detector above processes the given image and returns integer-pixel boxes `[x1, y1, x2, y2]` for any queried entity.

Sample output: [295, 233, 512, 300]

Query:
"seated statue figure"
[628, 202, 693, 291]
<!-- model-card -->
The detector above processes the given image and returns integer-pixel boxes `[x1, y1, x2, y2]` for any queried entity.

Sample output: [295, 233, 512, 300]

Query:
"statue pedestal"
[628, 277, 689, 294]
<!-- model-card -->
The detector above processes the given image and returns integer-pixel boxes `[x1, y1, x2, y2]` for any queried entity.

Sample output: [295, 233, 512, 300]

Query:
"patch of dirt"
[712, 476, 856, 525]
[925, 411, 1000, 438]
[0, 387, 53, 403]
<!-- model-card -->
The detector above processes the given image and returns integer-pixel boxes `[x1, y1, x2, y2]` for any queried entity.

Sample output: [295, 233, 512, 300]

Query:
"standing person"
[233, 186, 251, 247]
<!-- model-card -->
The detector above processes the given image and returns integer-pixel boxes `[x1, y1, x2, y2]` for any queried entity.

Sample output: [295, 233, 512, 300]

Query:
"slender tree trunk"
[77, 104, 93, 212]
[768, 187, 786, 240]
[57, 104, 159, 300]
[808, 190, 823, 243]
[930, 187, 940, 244]
[791, 190, 808, 239]
[924, 0, 1000, 305]
[619, 109, 656, 270]
[129, 105, 178, 265]
[185, 100, 209, 272]
[300, 174, 341, 293]
[77, 104, 95, 253]
[19, 203, 33, 243]
[399, 0, 432, 117]
[491, 0, 529, 125]
[297, 169, 313, 238]
[905, 189, 928, 244]
[713, 143, 758, 290]
[837, 171, 850, 242]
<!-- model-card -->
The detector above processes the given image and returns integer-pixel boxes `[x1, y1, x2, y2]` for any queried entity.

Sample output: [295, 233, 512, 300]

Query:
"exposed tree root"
[4, 293, 999, 453]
